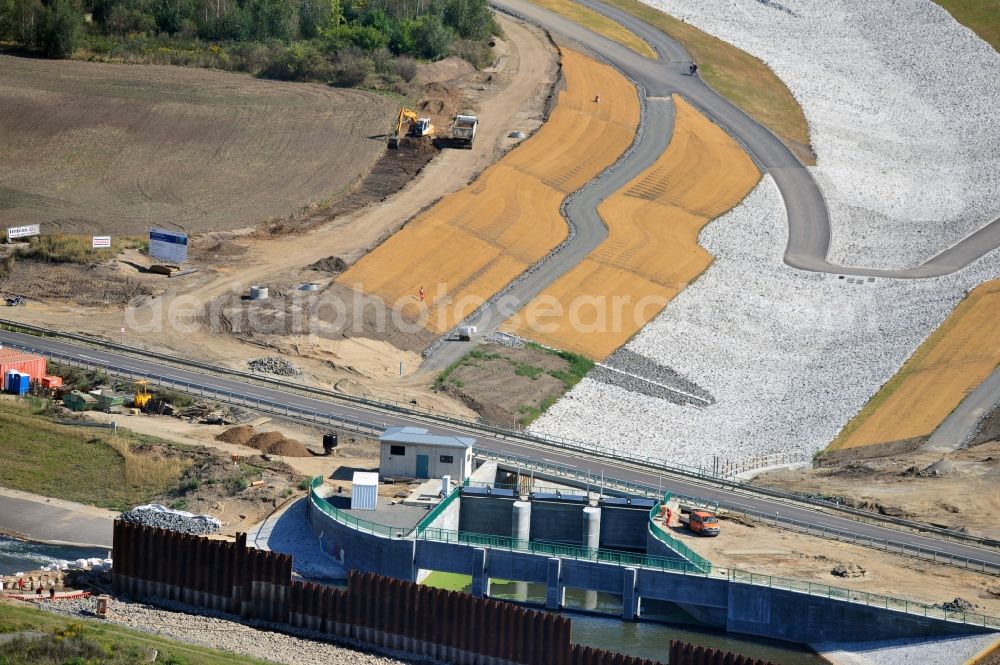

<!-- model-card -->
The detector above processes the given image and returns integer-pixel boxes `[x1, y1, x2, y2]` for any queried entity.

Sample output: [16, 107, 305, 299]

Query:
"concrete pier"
[512, 501, 531, 543]
[471, 548, 489, 597]
[546, 558, 563, 610]
[583, 506, 601, 553]
[622, 567, 638, 620]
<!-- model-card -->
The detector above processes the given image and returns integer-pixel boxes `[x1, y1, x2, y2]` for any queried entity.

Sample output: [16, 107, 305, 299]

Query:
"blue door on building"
[415, 454, 429, 479]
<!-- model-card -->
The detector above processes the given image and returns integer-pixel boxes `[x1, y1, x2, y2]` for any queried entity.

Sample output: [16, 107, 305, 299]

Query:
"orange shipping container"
[41, 375, 62, 388]
[0, 348, 46, 383]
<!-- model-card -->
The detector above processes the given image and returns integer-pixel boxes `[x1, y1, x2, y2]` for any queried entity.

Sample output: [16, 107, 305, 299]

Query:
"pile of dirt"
[247, 431, 285, 450]
[215, 425, 254, 446]
[266, 438, 309, 456]
[310, 256, 349, 273]
[246, 430, 310, 457]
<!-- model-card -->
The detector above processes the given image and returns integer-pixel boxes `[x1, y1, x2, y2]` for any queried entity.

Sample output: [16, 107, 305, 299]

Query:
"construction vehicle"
[133, 380, 152, 410]
[451, 114, 478, 149]
[680, 509, 720, 536]
[389, 108, 434, 148]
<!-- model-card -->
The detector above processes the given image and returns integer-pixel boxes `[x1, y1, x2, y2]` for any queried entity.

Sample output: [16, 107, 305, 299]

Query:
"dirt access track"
[0, 55, 394, 235]
[337, 48, 640, 334]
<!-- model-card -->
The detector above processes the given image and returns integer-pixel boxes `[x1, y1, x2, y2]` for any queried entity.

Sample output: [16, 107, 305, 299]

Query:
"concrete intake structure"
[309, 483, 999, 645]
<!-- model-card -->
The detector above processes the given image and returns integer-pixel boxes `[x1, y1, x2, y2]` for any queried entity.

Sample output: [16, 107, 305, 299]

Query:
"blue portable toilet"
[4, 370, 17, 393]
[5, 370, 28, 395]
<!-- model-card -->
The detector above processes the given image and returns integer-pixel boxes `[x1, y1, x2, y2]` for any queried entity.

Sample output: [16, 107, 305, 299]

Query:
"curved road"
[497, 0, 1000, 285]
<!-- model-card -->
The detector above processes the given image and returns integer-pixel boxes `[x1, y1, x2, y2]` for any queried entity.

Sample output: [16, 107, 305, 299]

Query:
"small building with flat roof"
[379, 426, 474, 480]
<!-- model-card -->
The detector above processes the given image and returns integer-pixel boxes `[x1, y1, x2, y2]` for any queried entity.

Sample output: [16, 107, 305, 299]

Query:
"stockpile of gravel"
[39, 597, 410, 665]
[531, 178, 1000, 466]
[813, 633, 1000, 665]
[119, 506, 221, 535]
[644, 0, 1000, 270]
[248, 356, 302, 376]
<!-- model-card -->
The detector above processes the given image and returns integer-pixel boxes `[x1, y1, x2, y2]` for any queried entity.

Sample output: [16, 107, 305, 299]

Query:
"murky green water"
[421, 573, 825, 665]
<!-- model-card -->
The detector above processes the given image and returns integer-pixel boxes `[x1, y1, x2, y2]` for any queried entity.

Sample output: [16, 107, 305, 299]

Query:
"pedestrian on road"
[17, 577, 25, 592]
[689, 62, 698, 76]
[594, 93, 600, 103]
[35, 584, 42, 597]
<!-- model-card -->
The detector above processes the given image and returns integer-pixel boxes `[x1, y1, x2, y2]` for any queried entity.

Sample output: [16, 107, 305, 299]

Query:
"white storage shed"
[379, 426, 474, 480]
[350, 471, 379, 510]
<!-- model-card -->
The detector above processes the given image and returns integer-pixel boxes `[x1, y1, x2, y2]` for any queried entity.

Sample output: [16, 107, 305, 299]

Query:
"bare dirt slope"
[756, 441, 1000, 540]
[0, 55, 394, 234]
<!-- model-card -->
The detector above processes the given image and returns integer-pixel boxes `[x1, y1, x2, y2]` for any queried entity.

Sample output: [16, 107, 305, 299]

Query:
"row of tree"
[0, 0, 82, 56]
[0, 0, 498, 61]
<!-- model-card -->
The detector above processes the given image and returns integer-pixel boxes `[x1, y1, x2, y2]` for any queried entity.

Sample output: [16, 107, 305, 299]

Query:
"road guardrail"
[2, 318, 998, 556]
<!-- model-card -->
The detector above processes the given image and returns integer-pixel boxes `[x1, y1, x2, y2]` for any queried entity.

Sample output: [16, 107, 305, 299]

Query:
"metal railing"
[647, 498, 712, 574]
[4, 319, 999, 558]
[476, 447, 718, 509]
[474, 449, 1000, 575]
[415, 486, 462, 534]
[306, 477, 1000, 629]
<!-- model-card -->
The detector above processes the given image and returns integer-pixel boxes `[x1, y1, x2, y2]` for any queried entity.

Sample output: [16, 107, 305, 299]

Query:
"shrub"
[450, 37, 491, 68]
[331, 47, 371, 86]
[260, 42, 332, 81]
[323, 23, 387, 51]
[393, 54, 417, 82]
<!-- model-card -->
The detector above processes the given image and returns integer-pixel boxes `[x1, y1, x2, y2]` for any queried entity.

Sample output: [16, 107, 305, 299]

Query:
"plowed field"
[830, 278, 1000, 450]
[502, 96, 759, 359]
[0, 55, 395, 234]
[337, 49, 639, 333]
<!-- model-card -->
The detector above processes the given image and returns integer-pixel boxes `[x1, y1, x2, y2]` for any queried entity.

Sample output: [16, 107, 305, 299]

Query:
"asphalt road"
[3, 329, 998, 570]
[926, 366, 1000, 452]
[0, 491, 114, 548]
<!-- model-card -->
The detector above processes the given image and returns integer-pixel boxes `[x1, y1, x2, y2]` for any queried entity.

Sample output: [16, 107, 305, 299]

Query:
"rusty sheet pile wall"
[112, 521, 664, 665]
[669, 640, 776, 665]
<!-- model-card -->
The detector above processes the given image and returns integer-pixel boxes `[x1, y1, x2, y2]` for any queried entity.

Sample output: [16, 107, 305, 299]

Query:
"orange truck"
[680, 510, 720, 536]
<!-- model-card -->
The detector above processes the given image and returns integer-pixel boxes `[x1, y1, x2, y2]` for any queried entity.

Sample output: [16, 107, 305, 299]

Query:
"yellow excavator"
[389, 108, 434, 148]
[133, 380, 151, 410]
